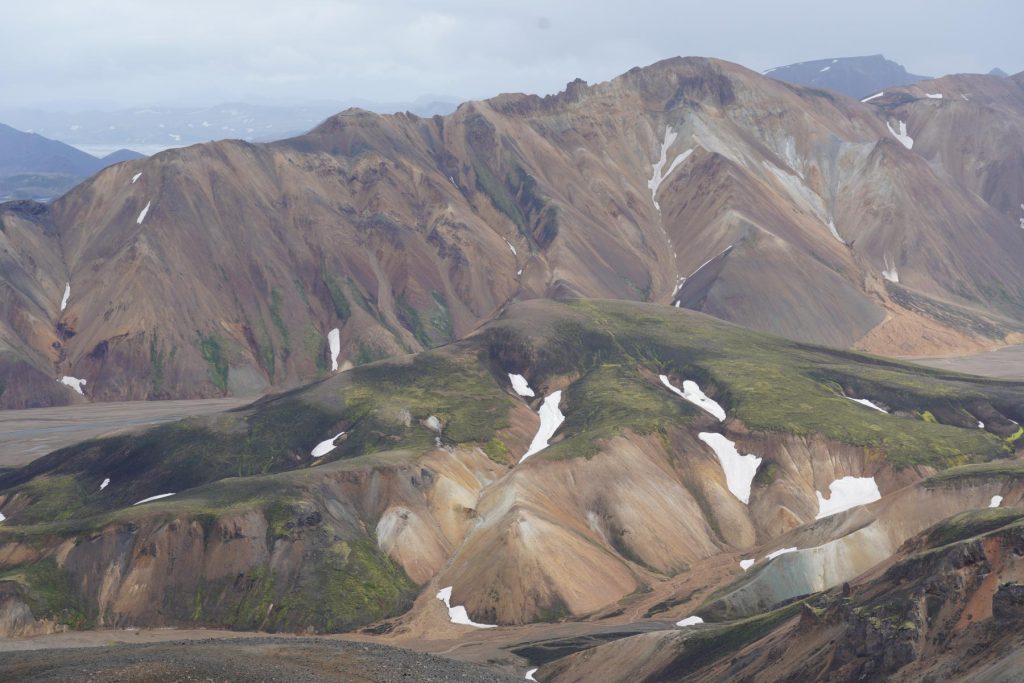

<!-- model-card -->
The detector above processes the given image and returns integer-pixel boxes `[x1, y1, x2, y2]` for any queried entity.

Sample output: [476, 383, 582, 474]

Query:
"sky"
[2, 0, 1021, 110]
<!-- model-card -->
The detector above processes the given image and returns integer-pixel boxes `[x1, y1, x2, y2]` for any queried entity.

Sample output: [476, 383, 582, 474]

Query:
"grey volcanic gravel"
[0, 637, 524, 682]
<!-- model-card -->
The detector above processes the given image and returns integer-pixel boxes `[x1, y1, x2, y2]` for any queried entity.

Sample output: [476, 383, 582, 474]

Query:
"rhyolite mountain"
[764, 54, 929, 99]
[1, 299, 1023, 683]
[3, 57, 1024, 408]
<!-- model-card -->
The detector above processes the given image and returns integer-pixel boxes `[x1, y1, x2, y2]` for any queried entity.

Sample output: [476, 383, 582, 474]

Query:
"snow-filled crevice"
[815, 476, 881, 519]
[327, 328, 341, 372]
[886, 121, 914, 150]
[435, 586, 497, 629]
[521, 391, 565, 462]
[647, 126, 693, 211]
[659, 375, 726, 421]
[697, 432, 762, 504]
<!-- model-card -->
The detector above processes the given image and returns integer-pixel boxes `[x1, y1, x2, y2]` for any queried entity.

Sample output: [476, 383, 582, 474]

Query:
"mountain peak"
[764, 54, 929, 99]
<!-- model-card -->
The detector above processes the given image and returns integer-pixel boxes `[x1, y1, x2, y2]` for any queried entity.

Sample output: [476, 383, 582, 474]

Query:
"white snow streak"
[990, 495, 1004, 508]
[766, 547, 798, 561]
[660, 375, 726, 421]
[698, 432, 762, 504]
[521, 391, 565, 462]
[886, 121, 914, 150]
[882, 254, 899, 283]
[861, 92, 885, 103]
[100, 478, 110, 491]
[825, 219, 845, 244]
[815, 476, 881, 519]
[131, 172, 142, 184]
[740, 558, 755, 571]
[136, 201, 151, 224]
[133, 493, 175, 505]
[647, 126, 693, 210]
[845, 396, 887, 413]
[0, 512, 5, 523]
[59, 376, 87, 395]
[311, 432, 345, 457]
[327, 328, 341, 372]
[978, 421, 985, 429]
[505, 239, 517, 255]
[60, 282, 70, 311]
[509, 373, 535, 397]
[676, 616, 704, 627]
[925, 93, 943, 99]
[435, 586, 497, 629]
[525, 668, 538, 681]
[820, 66, 831, 72]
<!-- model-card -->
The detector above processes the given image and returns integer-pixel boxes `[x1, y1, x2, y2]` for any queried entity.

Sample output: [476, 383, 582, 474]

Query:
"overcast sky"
[3, 0, 1021, 110]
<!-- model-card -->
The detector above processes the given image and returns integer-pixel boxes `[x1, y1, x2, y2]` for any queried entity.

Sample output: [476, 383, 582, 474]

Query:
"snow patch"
[425, 416, 442, 433]
[327, 328, 341, 372]
[886, 120, 914, 149]
[740, 558, 755, 571]
[100, 478, 110, 491]
[820, 66, 831, 72]
[882, 254, 899, 283]
[311, 432, 345, 457]
[766, 546, 798, 561]
[925, 92, 943, 99]
[505, 239, 517, 255]
[861, 92, 884, 103]
[660, 375, 726, 421]
[0, 512, 5, 523]
[816, 476, 881, 519]
[131, 172, 142, 184]
[509, 373, 535, 397]
[647, 126, 693, 210]
[990, 495, 1004, 508]
[526, 669, 538, 681]
[435, 586, 497, 629]
[136, 201, 151, 224]
[60, 282, 70, 311]
[825, 218, 845, 244]
[978, 421, 985, 429]
[676, 615, 704, 627]
[522, 391, 565, 462]
[133, 493, 175, 505]
[59, 376, 87, 395]
[698, 433, 762, 504]
[845, 396, 887, 413]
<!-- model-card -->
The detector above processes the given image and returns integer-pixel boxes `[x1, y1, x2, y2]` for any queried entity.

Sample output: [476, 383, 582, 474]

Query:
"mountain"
[0, 98, 461, 156]
[0, 299, 1021, 657]
[764, 54, 929, 99]
[990, 67, 1010, 77]
[3, 57, 1024, 409]
[0, 124, 144, 201]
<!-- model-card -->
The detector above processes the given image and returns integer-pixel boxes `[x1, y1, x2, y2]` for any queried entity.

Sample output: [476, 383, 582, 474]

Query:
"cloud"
[1, 0, 1020, 109]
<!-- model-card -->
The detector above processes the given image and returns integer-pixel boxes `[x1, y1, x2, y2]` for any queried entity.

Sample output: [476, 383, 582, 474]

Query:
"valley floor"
[913, 344, 1024, 380]
[0, 398, 250, 467]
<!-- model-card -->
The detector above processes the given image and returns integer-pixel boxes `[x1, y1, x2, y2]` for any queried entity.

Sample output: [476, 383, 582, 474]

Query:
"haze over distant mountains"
[0, 124, 142, 201]
[0, 97, 460, 157]
[763, 54, 930, 99]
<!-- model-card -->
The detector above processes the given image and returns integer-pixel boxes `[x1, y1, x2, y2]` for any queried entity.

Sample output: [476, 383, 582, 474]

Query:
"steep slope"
[0, 299, 1022, 639]
[4, 57, 1024, 407]
[765, 54, 929, 99]
[540, 465, 1024, 682]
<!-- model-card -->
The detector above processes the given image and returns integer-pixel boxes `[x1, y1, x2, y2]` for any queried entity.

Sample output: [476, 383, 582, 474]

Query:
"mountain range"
[3, 54, 1024, 682]
[2, 57, 1024, 409]
[0, 124, 142, 201]
[764, 54, 930, 99]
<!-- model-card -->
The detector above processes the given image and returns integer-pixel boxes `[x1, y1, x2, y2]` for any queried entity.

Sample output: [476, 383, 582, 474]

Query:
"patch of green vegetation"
[1007, 426, 1024, 444]
[292, 278, 311, 308]
[197, 331, 229, 392]
[921, 410, 937, 424]
[925, 508, 1024, 549]
[922, 461, 1024, 487]
[753, 461, 778, 487]
[0, 559, 93, 629]
[395, 293, 432, 347]
[660, 600, 804, 678]
[323, 275, 351, 322]
[354, 341, 388, 366]
[303, 324, 329, 374]
[269, 288, 291, 362]
[9, 475, 90, 525]
[429, 291, 454, 341]
[544, 363, 694, 460]
[482, 437, 511, 465]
